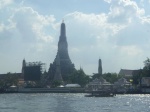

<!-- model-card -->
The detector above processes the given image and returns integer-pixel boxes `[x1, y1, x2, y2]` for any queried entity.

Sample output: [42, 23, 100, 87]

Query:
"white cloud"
[0, 0, 13, 9]
[0, 3, 59, 73]
[107, 0, 145, 24]
[11, 6, 56, 43]
[141, 16, 150, 23]
[62, 0, 150, 74]
[104, 0, 111, 3]
[119, 45, 143, 56]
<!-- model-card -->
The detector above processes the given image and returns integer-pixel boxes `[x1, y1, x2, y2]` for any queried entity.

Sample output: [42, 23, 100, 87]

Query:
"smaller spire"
[98, 59, 102, 75]
[22, 58, 26, 66]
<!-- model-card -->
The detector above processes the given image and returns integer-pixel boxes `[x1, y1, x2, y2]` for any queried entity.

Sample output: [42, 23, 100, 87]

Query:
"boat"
[85, 77, 116, 97]
[85, 90, 116, 97]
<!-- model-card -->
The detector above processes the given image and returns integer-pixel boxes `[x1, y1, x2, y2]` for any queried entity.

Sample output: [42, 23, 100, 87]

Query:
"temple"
[48, 21, 75, 82]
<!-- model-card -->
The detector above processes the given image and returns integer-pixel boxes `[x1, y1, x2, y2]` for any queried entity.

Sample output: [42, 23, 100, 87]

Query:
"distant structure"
[22, 59, 26, 76]
[98, 59, 102, 75]
[119, 69, 141, 79]
[93, 58, 103, 77]
[22, 59, 46, 81]
[86, 59, 113, 91]
[48, 21, 75, 82]
[114, 77, 131, 93]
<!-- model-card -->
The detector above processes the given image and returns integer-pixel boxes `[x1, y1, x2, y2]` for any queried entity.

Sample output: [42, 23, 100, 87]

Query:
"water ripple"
[0, 94, 150, 112]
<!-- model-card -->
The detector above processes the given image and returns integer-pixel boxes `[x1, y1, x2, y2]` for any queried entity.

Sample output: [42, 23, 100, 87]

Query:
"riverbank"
[1, 87, 85, 93]
[1, 87, 150, 94]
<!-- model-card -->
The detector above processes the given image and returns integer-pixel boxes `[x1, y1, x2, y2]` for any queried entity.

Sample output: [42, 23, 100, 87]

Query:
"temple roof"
[119, 69, 141, 77]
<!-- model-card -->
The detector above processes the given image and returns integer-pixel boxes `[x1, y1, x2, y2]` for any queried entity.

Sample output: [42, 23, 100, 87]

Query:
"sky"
[0, 0, 150, 75]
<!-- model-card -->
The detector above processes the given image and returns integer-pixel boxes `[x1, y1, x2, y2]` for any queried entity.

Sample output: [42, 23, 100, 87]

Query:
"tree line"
[1, 58, 150, 89]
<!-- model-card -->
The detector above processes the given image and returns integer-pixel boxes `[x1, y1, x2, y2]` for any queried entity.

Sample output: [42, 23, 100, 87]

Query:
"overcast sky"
[0, 0, 150, 75]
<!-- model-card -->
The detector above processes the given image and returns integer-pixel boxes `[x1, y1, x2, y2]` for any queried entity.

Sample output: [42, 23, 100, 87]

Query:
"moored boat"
[85, 90, 115, 97]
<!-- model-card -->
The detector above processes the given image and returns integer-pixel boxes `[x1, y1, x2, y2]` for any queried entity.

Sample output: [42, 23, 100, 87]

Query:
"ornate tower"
[58, 20, 70, 59]
[48, 21, 75, 82]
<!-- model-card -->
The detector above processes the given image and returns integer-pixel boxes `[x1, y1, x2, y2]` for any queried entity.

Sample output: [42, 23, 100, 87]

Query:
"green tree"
[142, 58, 150, 77]
[143, 58, 150, 69]
[132, 58, 150, 86]
[70, 69, 90, 87]
[132, 69, 142, 85]
[51, 81, 62, 87]
[91, 72, 120, 84]
[103, 73, 120, 83]
[92, 73, 100, 79]
[0, 73, 19, 89]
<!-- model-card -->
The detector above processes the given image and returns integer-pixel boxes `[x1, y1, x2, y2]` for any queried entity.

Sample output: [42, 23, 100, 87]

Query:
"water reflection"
[53, 93, 77, 112]
[0, 93, 150, 112]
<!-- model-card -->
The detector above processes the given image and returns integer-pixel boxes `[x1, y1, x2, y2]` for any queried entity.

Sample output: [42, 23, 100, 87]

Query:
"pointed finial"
[62, 19, 64, 23]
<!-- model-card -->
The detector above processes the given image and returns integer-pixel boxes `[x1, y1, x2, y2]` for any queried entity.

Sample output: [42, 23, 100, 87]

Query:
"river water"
[0, 93, 150, 112]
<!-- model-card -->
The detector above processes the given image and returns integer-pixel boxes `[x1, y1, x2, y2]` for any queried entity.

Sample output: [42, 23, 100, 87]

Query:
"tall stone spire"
[98, 59, 102, 75]
[58, 21, 69, 59]
[48, 21, 75, 82]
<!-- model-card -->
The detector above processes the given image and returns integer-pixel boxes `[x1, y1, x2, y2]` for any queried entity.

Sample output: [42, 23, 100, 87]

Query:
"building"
[119, 69, 141, 79]
[22, 59, 45, 81]
[141, 77, 150, 93]
[48, 21, 75, 82]
[114, 77, 131, 93]
[86, 78, 112, 91]
[65, 84, 81, 88]
[141, 77, 150, 87]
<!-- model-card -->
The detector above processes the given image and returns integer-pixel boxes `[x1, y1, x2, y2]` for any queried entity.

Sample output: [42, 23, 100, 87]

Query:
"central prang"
[48, 21, 75, 84]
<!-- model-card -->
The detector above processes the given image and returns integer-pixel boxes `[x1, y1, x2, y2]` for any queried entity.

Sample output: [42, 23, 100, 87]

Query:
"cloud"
[61, 0, 150, 74]
[0, 0, 14, 9]
[0, 2, 59, 73]
[104, 0, 111, 3]
[107, 0, 145, 24]
[11, 7, 56, 42]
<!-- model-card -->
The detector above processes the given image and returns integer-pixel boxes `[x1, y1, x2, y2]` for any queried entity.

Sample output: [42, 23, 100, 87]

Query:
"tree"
[0, 73, 19, 89]
[103, 73, 120, 83]
[132, 69, 142, 85]
[51, 81, 62, 87]
[91, 72, 120, 84]
[132, 58, 150, 86]
[70, 69, 90, 87]
[143, 58, 150, 69]
[92, 73, 100, 79]
[142, 58, 150, 77]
